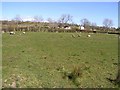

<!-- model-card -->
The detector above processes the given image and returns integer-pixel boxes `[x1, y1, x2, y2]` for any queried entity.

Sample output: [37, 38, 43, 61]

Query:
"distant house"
[64, 25, 71, 30]
[80, 26, 85, 30]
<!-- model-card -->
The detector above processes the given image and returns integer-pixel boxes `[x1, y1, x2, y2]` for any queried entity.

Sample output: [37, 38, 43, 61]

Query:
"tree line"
[1, 14, 119, 33]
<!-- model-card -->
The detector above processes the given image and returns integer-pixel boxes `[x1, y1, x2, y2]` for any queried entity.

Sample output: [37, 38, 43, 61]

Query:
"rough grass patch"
[57, 66, 82, 87]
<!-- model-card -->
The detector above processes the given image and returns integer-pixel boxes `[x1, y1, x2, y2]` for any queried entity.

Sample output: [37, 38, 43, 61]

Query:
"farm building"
[63, 25, 71, 30]
[80, 26, 85, 30]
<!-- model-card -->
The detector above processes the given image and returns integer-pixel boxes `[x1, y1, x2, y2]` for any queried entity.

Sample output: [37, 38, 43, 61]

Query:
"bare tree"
[81, 18, 91, 26]
[13, 15, 22, 22]
[91, 22, 97, 30]
[58, 14, 73, 27]
[47, 18, 53, 23]
[33, 16, 44, 32]
[33, 16, 43, 22]
[47, 18, 58, 29]
[81, 18, 91, 30]
[12, 15, 22, 31]
[47, 18, 54, 28]
[103, 18, 113, 28]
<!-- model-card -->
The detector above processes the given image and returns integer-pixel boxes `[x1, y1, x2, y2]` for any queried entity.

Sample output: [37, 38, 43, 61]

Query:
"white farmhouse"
[80, 26, 85, 30]
[64, 26, 71, 29]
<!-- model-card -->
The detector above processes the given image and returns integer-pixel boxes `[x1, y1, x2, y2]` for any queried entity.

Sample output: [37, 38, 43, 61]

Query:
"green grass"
[2, 32, 118, 88]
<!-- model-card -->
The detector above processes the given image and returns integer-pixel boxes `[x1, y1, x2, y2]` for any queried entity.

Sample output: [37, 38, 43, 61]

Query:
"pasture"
[2, 32, 118, 88]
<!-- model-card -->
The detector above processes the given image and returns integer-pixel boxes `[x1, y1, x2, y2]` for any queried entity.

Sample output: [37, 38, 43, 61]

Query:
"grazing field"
[2, 32, 118, 88]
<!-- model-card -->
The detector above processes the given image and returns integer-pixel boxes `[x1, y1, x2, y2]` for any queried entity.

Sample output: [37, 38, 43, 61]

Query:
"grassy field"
[2, 32, 118, 88]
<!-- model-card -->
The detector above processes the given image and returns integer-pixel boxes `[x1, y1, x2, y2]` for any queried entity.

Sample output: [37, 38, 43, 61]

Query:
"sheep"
[23, 32, 25, 34]
[71, 34, 75, 38]
[87, 34, 91, 37]
[10, 31, 15, 35]
[2, 31, 5, 34]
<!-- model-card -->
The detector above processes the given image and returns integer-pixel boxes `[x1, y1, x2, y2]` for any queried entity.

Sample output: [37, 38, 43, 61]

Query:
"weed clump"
[57, 66, 82, 87]
[67, 66, 82, 80]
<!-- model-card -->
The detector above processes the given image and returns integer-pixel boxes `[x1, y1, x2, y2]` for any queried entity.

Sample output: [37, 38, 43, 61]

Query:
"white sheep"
[23, 32, 25, 34]
[2, 31, 5, 34]
[10, 31, 15, 35]
[87, 34, 91, 37]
